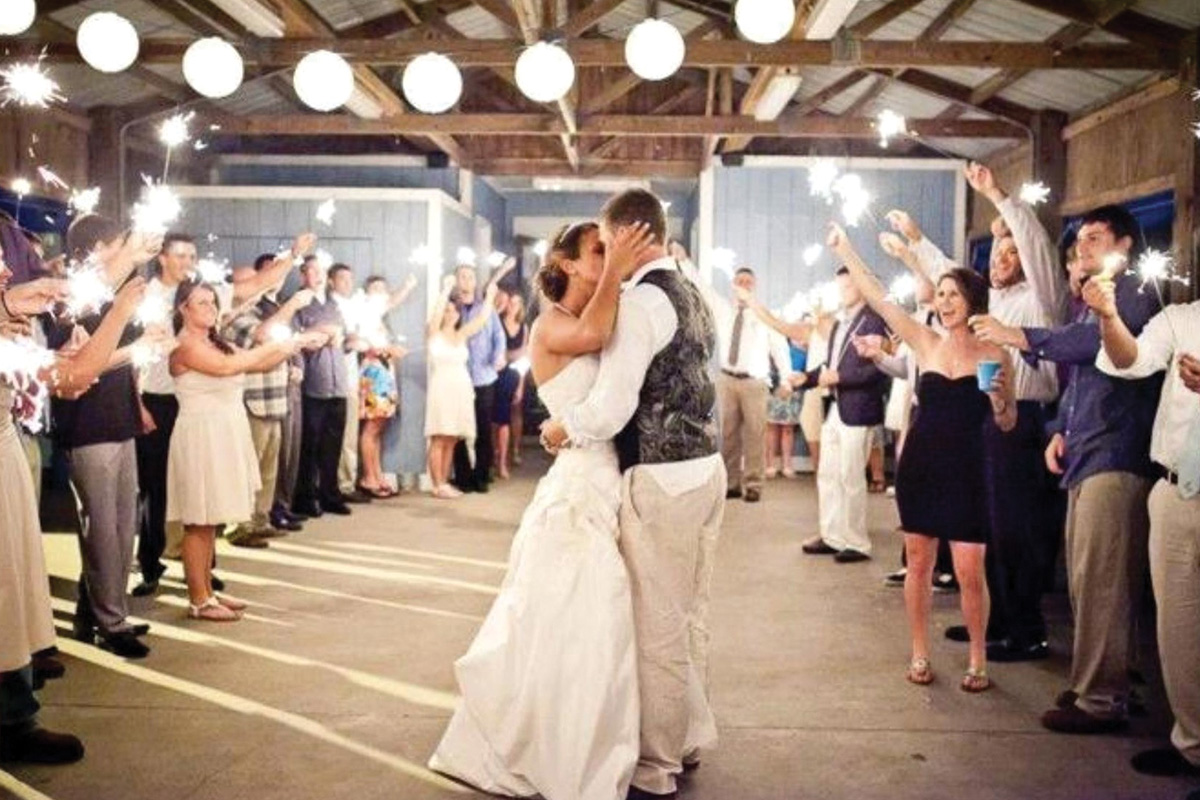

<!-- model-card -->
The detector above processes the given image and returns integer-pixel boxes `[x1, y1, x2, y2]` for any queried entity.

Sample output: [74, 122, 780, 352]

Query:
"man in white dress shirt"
[705, 266, 791, 502]
[1088, 285, 1200, 783]
[543, 189, 725, 799]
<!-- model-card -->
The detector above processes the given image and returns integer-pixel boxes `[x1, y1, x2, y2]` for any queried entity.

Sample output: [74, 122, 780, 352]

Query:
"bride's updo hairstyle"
[536, 221, 598, 303]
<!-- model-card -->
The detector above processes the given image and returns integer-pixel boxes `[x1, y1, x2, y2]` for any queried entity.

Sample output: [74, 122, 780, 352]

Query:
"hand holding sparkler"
[826, 221, 851, 258]
[2, 277, 68, 316]
[878, 232, 907, 260]
[1178, 354, 1200, 396]
[885, 210, 922, 243]
[964, 162, 1005, 204]
[1081, 274, 1117, 320]
[291, 232, 317, 259]
[967, 314, 1022, 349]
[126, 230, 165, 265]
[110, 276, 148, 323]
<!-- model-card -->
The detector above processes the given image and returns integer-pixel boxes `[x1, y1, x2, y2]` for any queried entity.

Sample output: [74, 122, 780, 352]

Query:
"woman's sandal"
[216, 594, 248, 611]
[961, 667, 991, 693]
[188, 597, 241, 622]
[906, 657, 934, 686]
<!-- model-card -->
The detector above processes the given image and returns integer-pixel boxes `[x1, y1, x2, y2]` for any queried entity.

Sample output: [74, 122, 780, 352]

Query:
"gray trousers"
[620, 463, 726, 796]
[275, 382, 302, 510]
[1064, 471, 1151, 718]
[68, 440, 139, 635]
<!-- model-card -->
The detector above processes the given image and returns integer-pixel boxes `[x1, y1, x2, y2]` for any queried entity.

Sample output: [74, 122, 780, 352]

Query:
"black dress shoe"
[322, 501, 352, 516]
[743, 488, 761, 502]
[270, 512, 304, 532]
[342, 490, 373, 504]
[987, 639, 1050, 663]
[293, 501, 323, 518]
[99, 631, 150, 659]
[211, 575, 226, 592]
[834, 549, 870, 564]
[1131, 747, 1200, 777]
[130, 623, 151, 637]
[0, 726, 85, 765]
[945, 625, 1005, 644]
[725, 488, 743, 500]
[1041, 704, 1128, 734]
[31, 653, 65, 681]
[627, 787, 676, 800]
[801, 537, 838, 555]
[130, 579, 160, 598]
[1055, 689, 1078, 709]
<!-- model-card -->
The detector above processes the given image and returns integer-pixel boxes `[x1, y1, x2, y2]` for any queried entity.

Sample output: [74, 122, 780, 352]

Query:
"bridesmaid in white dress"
[0, 266, 144, 763]
[424, 276, 499, 499]
[429, 221, 653, 800]
[167, 282, 323, 621]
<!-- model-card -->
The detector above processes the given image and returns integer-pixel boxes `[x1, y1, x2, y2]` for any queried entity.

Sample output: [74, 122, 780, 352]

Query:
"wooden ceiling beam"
[969, 21, 1102, 105]
[18, 38, 1176, 70]
[509, 0, 580, 170]
[841, 74, 889, 117]
[340, 0, 476, 38]
[217, 113, 1026, 138]
[153, 0, 247, 38]
[1007, 0, 1185, 50]
[587, 85, 706, 159]
[560, 0, 627, 37]
[878, 67, 1035, 126]
[916, 0, 976, 41]
[848, 0, 926, 38]
[471, 0, 522, 34]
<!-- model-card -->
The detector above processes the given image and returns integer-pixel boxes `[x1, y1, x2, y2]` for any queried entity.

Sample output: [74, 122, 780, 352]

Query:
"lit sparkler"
[266, 323, 294, 343]
[315, 199, 336, 226]
[487, 251, 507, 268]
[193, 140, 208, 151]
[456, 246, 477, 266]
[889, 273, 917, 303]
[781, 291, 811, 322]
[0, 60, 64, 108]
[159, 112, 194, 149]
[532, 240, 549, 259]
[11, 177, 31, 197]
[710, 247, 737, 279]
[64, 261, 115, 318]
[314, 249, 334, 272]
[1018, 181, 1051, 206]
[876, 109, 908, 149]
[808, 159, 839, 201]
[69, 187, 101, 215]
[802, 243, 822, 267]
[129, 342, 161, 369]
[809, 281, 841, 314]
[135, 294, 171, 327]
[511, 356, 531, 376]
[194, 256, 229, 284]
[409, 244, 441, 269]
[130, 179, 181, 234]
[1100, 251, 1127, 279]
[833, 173, 871, 227]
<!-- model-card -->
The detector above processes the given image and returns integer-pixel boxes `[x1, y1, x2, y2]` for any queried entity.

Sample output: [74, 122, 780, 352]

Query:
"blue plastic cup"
[976, 360, 1001, 392]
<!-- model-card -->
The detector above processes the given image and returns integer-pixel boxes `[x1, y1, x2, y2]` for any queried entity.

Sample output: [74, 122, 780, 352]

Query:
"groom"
[542, 188, 727, 799]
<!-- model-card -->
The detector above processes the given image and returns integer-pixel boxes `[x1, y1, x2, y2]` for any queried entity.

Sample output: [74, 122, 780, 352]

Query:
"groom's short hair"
[601, 189, 666, 245]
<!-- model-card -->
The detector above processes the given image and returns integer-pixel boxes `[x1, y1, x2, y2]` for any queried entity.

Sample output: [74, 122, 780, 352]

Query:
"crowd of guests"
[692, 162, 1199, 786]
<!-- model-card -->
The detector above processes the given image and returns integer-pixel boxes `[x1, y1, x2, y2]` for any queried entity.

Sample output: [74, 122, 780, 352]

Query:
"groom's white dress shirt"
[562, 256, 723, 497]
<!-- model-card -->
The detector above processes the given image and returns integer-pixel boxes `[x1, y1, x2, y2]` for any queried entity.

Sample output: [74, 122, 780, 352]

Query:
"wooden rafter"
[848, 0, 925, 38]
[1006, 0, 1185, 51]
[153, 0, 247, 38]
[841, 75, 889, 117]
[560, 0, 627, 37]
[19, 38, 1177, 71]
[916, 0, 976, 41]
[339, 0, 475, 38]
[471, 0, 522, 34]
[215, 113, 1026, 138]
[587, 85, 706, 160]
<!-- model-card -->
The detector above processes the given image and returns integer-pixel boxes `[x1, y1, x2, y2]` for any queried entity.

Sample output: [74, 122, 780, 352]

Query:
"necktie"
[728, 306, 745, 366]
[1174, 409, 1200, 500]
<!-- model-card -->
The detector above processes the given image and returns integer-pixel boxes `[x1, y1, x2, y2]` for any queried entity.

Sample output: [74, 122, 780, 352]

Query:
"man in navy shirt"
[972, 205, 1161, 734]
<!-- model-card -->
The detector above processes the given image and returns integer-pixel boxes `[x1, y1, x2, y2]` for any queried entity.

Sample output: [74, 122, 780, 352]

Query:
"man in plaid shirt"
[223, 257, 324, 547]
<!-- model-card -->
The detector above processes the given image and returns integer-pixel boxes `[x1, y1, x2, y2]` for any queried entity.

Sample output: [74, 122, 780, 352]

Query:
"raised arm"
[48, 278, 145, 396]
[251, 289, 315, 345]
[738, 289, 812, 343]
[232, 232, 315, 307]
[387, 273, 419, 312]
[448, 283, 500, 345]
[827, 223, 939, 360]
[536, 222, 653, 357]
[1083, 275, 1172, 374]
[170, 334, 298, 378]
[879, 231, 935, 306]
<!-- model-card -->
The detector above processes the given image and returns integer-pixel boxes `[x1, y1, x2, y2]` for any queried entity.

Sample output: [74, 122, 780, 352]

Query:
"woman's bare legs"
[951, 542, 990, 673]
[764, 424, 781, 476]
[904, 533, 938, 666]
[182, 525, 213, 606]
[780, 424, 796, 476]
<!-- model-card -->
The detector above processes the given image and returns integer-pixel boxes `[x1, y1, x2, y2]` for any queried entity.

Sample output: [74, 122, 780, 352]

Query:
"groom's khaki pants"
[619, 461, 726, 796]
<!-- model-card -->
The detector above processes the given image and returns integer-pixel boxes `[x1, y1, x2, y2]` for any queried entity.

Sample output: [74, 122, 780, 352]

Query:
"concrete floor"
[3, 456, 1197, 800]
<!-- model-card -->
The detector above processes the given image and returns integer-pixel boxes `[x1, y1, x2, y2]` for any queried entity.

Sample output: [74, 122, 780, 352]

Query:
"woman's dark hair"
[537, 221, 598, 303]
[66, 214, 125, 261]
[173, 280, 234, 353]
[938, 268, 989, 317]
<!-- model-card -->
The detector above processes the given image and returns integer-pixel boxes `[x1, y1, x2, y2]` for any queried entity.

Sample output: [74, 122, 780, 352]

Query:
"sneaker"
[932, 572, 959, 593]
[885, 567, 907, 587]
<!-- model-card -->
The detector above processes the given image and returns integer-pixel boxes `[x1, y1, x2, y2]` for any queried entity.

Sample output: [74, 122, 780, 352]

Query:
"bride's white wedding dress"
[429, 354, 639, 800]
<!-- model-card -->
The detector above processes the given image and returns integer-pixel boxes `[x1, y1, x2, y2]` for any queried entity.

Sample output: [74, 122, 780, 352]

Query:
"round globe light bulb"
[77, 12, 140, 74]
[625, 19, 685, 81]
[183, 38, 244, 99]
[293, 50, 354, 112]
[514, 42, 575, 104]
[735, 0, 797, 44]
[0, 0, 36, 35]
[401, 53, 463, 114]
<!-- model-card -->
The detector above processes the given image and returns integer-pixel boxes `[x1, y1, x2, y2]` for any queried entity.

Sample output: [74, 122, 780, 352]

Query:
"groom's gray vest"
[614, 265, 719, 474]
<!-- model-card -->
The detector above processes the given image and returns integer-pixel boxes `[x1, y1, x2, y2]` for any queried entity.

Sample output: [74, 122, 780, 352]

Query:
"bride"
[429, 220, 653, 800]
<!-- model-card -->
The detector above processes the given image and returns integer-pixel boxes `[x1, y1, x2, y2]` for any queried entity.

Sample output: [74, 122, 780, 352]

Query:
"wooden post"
[1176, 32, 1199, 297]
[87, 106, 124, 220]
[1030, 109, 1067, 242]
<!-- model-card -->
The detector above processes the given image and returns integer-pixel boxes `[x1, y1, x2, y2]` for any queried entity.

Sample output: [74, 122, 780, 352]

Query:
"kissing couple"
[428, 189, 728, 800]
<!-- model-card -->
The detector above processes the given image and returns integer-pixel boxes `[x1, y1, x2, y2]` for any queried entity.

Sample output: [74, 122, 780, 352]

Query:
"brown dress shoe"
[802, 537, 838, 555]
[1041, 704, 1127, 734]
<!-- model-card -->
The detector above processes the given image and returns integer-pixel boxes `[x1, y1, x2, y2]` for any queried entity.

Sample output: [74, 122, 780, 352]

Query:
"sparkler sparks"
[889, 274, 917, 303]
[809, 281, 841, 314]
[1136, 248, 1188, 289]
[802, 244, 822, 267]
[532, 240, 550, 259]
[511, 356, 531, 376]
[1100, 251, 1127, 278]
[64, 261, 114, 318]
[876, 109, 908, 149]
[456, 246, 477, 266]
[11, 178, 31, 197]
[135, 294, 171, 327]
[314, 249, 334, 272]
[315, 199, 336, 226]
[487, 251, 508, 268]
[194, 256, 229, 284]
[69, 187, 101, 215]
[710, 247, 737, 279]
[158, 112, 195, 149]
[0, 60, 64, 108]
[781, 291, 811, 322]
[1018, 181, 1051, 206]
[409, 244, 441, 269]
[808, 159, 839, 201]
[266, 323, 294, 343]
[130, 179, 181, 234]
[833, 174, 871, 227]
[129, 343, 161, 369]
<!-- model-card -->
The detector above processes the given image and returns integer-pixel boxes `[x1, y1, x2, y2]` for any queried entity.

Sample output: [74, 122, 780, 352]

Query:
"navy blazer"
[805, 306, 889, 427]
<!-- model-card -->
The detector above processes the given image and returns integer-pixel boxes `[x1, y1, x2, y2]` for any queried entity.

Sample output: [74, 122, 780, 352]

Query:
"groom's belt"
[721, 369, 755, 380]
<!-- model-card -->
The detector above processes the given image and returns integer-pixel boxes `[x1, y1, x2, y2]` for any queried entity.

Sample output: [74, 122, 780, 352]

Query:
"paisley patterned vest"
[614, 265, 719, 474]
